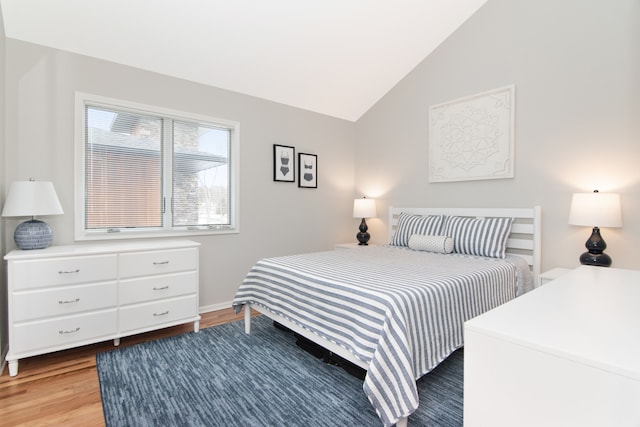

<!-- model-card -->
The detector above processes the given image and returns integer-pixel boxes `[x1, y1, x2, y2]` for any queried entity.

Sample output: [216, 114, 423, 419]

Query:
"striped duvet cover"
[232, 245, 527, 426]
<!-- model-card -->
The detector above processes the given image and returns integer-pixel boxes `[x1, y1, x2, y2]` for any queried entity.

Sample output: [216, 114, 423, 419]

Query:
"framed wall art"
[298, 153, 317, 188]
[429, 85, 515, 183]
[273, 144, 295, 182]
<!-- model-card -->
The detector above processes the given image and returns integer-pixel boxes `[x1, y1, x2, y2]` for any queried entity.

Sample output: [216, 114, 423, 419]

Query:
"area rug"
[97, 316, 463, 426]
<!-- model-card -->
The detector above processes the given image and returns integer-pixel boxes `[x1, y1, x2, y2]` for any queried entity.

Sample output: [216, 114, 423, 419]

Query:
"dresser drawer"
[119, 294, 198, 333]
[119, 248, 198, 279]
[12, 309, 117, 354]
[12, 281, 118, 322]
[10, 254, 118, 291]
[119, 271, 197, 305]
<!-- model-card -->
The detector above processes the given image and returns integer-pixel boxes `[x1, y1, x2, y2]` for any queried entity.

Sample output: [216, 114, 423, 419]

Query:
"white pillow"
[408, 235, 454, 254]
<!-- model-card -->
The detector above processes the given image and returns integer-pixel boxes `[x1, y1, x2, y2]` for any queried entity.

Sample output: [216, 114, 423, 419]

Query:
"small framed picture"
[273, 144, 295, 182]
[298, 153, 317, 188]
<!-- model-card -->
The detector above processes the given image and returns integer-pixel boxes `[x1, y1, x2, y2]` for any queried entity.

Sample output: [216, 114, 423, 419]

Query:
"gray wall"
[0, 6, 7, 369]
[355, 0, 640, 272]
[3, 39, 357, 311]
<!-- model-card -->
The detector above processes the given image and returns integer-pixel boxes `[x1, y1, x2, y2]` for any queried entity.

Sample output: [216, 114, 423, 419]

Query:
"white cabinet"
[537, 267, 571, 287]
[464, 266, 640, 426]
[5, 239, 200, 376]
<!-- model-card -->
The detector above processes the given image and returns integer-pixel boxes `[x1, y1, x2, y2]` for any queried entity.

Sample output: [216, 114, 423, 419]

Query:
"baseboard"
[199, 300, 234, 314]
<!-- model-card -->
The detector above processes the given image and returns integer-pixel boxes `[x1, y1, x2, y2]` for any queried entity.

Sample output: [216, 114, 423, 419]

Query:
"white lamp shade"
[353, 198, 376, 219]
[568, 192, 621, 228]
[2, 181, 64, 217]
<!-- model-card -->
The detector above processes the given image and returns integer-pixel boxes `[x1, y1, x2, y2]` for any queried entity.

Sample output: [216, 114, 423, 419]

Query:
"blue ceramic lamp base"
[14, 219, 53, 250]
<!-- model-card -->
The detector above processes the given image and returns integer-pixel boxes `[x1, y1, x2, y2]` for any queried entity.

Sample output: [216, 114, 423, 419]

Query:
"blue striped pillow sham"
[390, 213, 443, 246]
[443, 216, 513, 259]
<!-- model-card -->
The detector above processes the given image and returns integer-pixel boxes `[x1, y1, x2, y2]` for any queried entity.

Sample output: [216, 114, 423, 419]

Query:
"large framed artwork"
[273, 144, 295, 182]
[429, 85, 515, 183]
[298, 153, 317, 188]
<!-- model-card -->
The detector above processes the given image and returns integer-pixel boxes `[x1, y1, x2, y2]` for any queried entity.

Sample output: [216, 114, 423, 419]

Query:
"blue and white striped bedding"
[232, 245, 529, 426]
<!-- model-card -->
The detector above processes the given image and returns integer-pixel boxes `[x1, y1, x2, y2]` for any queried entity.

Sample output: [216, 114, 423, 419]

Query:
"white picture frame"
[429, 85, 515, 183]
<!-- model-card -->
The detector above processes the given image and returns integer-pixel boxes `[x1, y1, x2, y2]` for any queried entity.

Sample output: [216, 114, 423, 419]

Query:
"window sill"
[75, 227, 239, 242]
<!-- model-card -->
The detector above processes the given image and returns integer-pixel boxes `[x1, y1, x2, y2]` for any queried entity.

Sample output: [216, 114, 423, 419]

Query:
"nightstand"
[538, 267, 571, 287]
[335, 243, 377, 249]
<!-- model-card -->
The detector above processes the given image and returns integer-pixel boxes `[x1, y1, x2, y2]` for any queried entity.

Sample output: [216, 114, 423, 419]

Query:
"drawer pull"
[58, 269, 80, 274]
[58, 298, 80, 304]
[59, 327, 80, 335]
[153, 261, 170, 265]
[153, 286, 169, 291]
[153, 310, 169, 317]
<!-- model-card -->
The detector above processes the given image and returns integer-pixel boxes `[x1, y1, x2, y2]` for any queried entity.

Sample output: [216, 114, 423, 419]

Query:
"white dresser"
[4, 239, 200, 376]
[464, 266, 640, 426]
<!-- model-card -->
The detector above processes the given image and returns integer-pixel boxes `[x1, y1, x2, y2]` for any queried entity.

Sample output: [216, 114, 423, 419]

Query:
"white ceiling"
[1, 0, 487, 121]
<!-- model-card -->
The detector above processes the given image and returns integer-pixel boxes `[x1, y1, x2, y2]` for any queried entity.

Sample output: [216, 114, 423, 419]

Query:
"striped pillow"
[390, 213, 443, 246]
[443, 216, 513, 259]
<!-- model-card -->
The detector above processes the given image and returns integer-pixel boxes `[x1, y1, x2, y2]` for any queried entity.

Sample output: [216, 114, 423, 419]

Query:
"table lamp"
[2, 179, 64, 249]
[353, 197, 376, 245]
[568, 190, 621, 267]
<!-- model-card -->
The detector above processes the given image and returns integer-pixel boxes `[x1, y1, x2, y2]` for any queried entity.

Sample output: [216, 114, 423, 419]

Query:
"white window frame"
[74, 92, 240, 241]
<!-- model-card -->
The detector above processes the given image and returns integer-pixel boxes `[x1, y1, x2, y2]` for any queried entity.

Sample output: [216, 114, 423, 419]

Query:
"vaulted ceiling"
[1, 0, 487, 121]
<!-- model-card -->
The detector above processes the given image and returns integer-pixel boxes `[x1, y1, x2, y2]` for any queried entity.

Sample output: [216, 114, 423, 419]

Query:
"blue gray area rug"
[97, 316, 462, 426]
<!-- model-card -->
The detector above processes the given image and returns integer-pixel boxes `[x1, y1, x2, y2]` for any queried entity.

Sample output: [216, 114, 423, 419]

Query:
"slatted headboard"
[389, 206, 541, 283]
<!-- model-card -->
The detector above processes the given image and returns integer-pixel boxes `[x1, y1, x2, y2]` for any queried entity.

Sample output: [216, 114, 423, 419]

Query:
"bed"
[232, 206, 541, 426]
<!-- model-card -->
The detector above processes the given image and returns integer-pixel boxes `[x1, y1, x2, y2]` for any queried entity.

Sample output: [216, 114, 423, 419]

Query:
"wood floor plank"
[0, 308, 248, 426]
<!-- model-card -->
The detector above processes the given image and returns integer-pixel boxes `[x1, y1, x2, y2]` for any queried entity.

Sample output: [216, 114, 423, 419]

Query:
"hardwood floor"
[0, 308, 248, 427]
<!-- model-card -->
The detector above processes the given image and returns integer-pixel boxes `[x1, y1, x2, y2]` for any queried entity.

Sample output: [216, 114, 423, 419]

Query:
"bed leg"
[244, 304, 251, 334]
[396, 416, 408, 427]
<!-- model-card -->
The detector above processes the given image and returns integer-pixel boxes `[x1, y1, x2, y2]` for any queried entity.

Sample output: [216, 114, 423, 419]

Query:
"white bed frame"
[388, 206, 542, 281]
[243, 206, 541, 427]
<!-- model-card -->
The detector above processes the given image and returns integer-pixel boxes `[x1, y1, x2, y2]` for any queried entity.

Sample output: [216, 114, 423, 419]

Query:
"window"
[75, 93, 239, 240]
